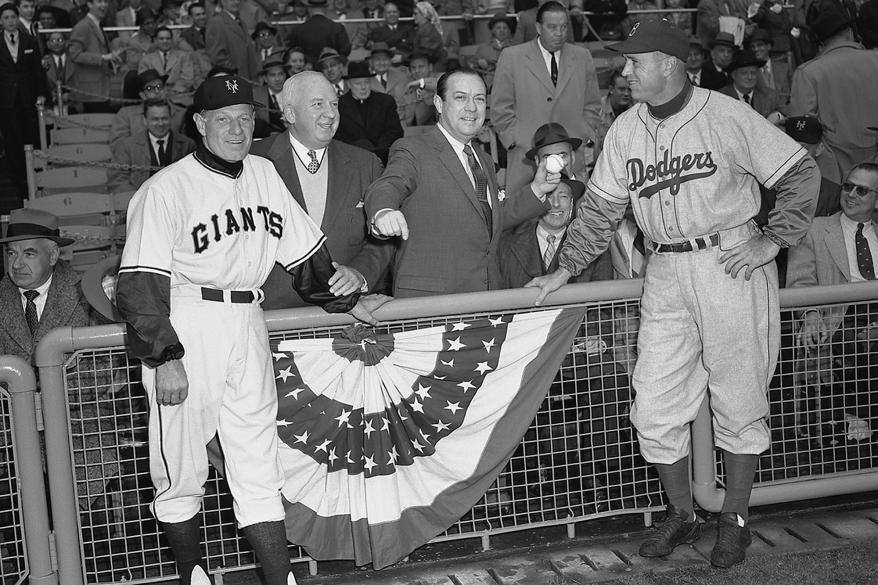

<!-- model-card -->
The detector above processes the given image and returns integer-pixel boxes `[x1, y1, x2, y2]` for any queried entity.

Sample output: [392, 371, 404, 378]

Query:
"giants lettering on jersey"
[627, 150, 717, 199]
[191, 205, 283, 253]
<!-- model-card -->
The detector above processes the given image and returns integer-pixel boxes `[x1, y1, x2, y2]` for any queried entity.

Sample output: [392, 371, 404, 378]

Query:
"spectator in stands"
[284, 45, 308, 73]
[252, 20, 282, 66]
[369, 41, 407, 100]
[469, 10, 513, 90]
[276, 0, 309, 23]
[108, 98, 196, 191]
[350, 0, 382, 48]
[158, 0, 181, 26]
[664, 0, 692, 35]
[236, 0, 272, 37]
[790, 9, 878, 177]
[0, 208, 93, 364]
[700, 30, 734, 90]
[410, 1, 444, 66]
[719, 48, 785, 123]
[111, 68, 185, 143]
[317, 46, 346, 94]
[43, 31, 78, 112]
[696, 0, 749, 48]
[335, 60, 403, 164]
[491, 1, 602, 192]
[365, 69, 561, 297]
[858, 0, 878, 49]
[397, 51, 437, 125]
[328, 0, 364, 50]
[139, 25, 196, 97]
[205, 0, 259, 80]
[0, 1, 48, 191]
[747, 28, 790, 104]
[525, 122, 581, 181]
[68, 0, 124, 112]
[36, 5, 60, 30]
[786, 162, 878, 443]
[178, 0, 206, 51]
[622, 0, 659, 35]
[17, 0, 36, 37]
[250, 70, 394, 309]
[596, 68, 631, 154]
[253, 57, 289, 134]
[685, 36, 705, 86]
[116, 7, 157, 83]
[511, 0, 574, 45]
[749, 1, 793, 56]
[500, 176, 612, 288]
[784, 115, 841, 216]
[285, 0, 351, 67]
[366, 1, 413, 58]
[115, 0, 143, 41]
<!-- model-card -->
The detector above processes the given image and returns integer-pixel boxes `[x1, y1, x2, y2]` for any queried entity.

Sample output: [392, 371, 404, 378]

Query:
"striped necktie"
[543, 234, 557, 271]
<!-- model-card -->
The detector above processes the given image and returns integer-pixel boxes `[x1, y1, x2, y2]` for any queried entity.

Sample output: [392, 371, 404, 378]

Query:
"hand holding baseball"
[531, 158, 562, 197]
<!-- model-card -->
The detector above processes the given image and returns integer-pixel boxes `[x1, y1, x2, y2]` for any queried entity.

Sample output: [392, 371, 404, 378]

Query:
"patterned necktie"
[162, 51, 168, 71]
[23, 290, 39, 336]
[543, 233, 557, 271]
[306, 149, 320, 173]
[462, 144, 492, 232]
[856, 223, 875, 280]
[550, 51, 558, 86]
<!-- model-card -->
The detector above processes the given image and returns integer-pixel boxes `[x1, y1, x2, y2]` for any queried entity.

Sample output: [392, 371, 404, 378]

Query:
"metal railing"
[2, 279, 873, 584]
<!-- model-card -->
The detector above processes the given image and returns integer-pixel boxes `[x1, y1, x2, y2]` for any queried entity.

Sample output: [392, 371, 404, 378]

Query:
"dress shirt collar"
[840, 213, 874, 235]
[437, 121, 471, 160]
[536, 223, 566, 243]
[149, 131, 169, 153]
[537, 40, 559, 75]
[288, 132, 327, 164]
[18, 273, 53, 318]
[734, 87, 752, 102]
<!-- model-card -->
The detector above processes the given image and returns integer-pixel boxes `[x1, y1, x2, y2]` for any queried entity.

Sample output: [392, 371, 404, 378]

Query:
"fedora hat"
[488, 10, 513, 30]
[316, 47, 344, 66]
[343, 60, 373, 79]
[747, 28, 774, 46]
[369, 41, 394, 57]
[137, 68, 168, 91]
[0, 208, 74, 246]
[727, 48, 766, 73]
[260, 57, 289, 74]
[812, 8, 851, 42]
[526, 122, 582, 160]
[251, 20, 278, 40]
[711, 31, 737, 49]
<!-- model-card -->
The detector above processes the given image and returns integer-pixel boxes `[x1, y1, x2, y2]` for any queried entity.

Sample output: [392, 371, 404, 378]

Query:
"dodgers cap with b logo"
[608, 19, 690, 62]
[194, 75, 265, 112]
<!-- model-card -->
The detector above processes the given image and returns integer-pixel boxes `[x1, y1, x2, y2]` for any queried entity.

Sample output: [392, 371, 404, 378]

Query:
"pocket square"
[24, 49, 34, 54]
[355, 201, 365, 208]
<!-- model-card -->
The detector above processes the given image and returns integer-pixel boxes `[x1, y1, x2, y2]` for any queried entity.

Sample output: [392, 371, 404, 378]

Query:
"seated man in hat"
[469, 11, 514, 91]
[253, 57, 290, 135]
[701, 31, 735, 90]
[748, 28, 791, 104]
[368, 42, 408, 104]
[109, 98, 196, 192]
[139, 26, 196, 99]
[336, 61, 404, 165]
[719, 49, 786, 122]
[111, 69, 187, 146]
[252, 21, 284, 67]
[317, 47, 347, 94]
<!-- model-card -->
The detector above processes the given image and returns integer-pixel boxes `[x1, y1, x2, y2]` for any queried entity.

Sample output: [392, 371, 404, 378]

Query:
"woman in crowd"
[411, 1, 445, 66]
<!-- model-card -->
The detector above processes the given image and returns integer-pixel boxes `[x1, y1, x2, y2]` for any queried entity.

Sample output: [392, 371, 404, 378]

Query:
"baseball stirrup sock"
[721, 451, 759, 521]
[655, 456, 694, 520]
[243, 520, 296, 585]
[162, 516, 209, 585]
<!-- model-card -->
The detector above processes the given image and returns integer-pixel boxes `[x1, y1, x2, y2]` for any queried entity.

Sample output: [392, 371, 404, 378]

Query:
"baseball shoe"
[710, 512, 752, 568]
[638, 504, 701, 558]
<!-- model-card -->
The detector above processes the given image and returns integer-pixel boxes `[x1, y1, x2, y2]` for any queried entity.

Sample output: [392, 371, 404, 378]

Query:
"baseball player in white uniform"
[116, 75, 384, 585]
[528, 20, 820, 568]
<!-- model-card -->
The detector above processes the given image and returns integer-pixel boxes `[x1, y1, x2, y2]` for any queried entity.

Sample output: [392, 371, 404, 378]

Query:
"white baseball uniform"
[118, 151, 326, 527]
[559, 86, 817, 464]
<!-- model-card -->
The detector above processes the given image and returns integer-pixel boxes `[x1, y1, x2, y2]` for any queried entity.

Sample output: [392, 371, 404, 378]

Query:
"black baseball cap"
[609, 19, 690, 62]
[194, 75, 264, 111]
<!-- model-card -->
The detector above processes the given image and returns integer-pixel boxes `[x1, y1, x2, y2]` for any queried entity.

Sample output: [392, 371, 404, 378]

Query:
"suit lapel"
[0, 278, 32, 357]
[525, 40, 554, 94]
[323, 141, 349, 231]
[509, 224, 543, 279]
[428, 127, 488, 227]
[268, 134, 307, 210]
[825, 215, 851, 280]
[37, 268, 78, 339]
[555, 44, 575, 94]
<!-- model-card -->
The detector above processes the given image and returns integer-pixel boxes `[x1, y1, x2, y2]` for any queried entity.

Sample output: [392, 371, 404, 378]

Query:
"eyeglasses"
[257, 32, 272, 38]
[142, 83, 164, 92]
[841, 182, 878, 198]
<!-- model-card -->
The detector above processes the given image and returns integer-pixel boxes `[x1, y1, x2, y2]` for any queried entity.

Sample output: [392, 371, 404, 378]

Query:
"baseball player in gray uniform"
[527, 20, 820, 568]
[116, 76, 385, 585]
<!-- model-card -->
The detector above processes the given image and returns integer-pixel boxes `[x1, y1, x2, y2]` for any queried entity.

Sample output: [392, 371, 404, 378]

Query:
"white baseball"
[545, 154, 565, 174]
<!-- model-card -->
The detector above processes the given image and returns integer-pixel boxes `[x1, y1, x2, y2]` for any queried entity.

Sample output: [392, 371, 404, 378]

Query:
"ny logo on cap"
[226, 79, 239, 93]
[629, 22, 640, 37]
[796, 120, 806, 131]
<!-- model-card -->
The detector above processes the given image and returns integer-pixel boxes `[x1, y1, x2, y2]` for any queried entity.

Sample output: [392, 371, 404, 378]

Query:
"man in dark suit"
[43, 31, 77, 112]
[252, 57, 289, 135]
[335, 60, 403, 165]
[108, 98, 196, 192]
[366, 2, 412, 55]
[365, 69, 562, 298]
[700, 31, 734, 90]
[285, 0, 350, 66]
[719, 49, 785, 122]
[205, 0, 259, 80]
[179, 1, 206, 51]
[0, 1, 49, 192]
[500, 178, 612, 288]
[250, 70, 395, 309]
[748, 28, 791, 104]
[68, 0, 124, 112]
[0, 208, 95, 364]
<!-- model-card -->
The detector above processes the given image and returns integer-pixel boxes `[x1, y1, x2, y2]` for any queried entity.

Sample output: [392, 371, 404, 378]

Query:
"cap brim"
[525, 137, 583, 160]
[607, 38, 654, 56]
[0, 234, 75, 247]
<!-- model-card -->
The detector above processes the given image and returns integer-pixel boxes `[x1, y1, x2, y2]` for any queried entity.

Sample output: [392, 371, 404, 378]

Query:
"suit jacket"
[335, 91, 404, 164]
[758, 58, 791, 104]
[0, 29, 49, 110]
[367, 23, 413, 53]
[249, 134, 396, 309]
[110, 102, 186, 145]
[45, 52, 77, 100]
[700, 60, 729, 91]
[719, 83, 783, 119]
[0, 262, 94, 365]
[68, 14, 113, 102]
[139, 49, 196, 94]
[179, 25, 206, 51]
[369, 68, 408, 105]
[491, 39, 602, 192]
[286, 14, 352, 65]
[108, 130, 195, 192]
[205, 11, 259, 81]
[498, 221, 613, 289]
[364, 125, 550, 297]
[252, 84, 285, 133]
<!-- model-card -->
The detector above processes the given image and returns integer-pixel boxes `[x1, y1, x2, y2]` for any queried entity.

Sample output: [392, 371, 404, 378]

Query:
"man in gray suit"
[68, 0, 123, 112]
[205, 0, 259, 80]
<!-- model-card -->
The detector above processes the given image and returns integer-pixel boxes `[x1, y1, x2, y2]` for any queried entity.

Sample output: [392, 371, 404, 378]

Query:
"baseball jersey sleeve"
[116, 184, 184, 368]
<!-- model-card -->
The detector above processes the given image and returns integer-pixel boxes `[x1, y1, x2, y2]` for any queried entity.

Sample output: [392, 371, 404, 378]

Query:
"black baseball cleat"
[710, 512, 752, 568]
[639, 504, 702, 558]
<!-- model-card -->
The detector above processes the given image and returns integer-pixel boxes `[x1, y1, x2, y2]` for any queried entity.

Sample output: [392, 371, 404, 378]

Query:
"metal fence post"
[0, 355, 57, 585]
[35, 328, 84, 585]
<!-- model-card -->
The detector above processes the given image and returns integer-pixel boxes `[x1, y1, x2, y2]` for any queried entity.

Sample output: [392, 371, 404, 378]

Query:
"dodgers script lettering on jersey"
[627, 150, 717, 198]
[191, 205, 284, 253]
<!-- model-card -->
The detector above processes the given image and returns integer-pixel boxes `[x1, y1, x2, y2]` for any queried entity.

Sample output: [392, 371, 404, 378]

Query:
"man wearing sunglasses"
[787, 162, 878, 446]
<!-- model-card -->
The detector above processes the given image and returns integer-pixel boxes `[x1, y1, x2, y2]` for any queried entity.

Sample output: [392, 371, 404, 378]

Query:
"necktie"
[162, 51, 168, 70]
[762, 65, 774, 89]
[336, 82, 343, 95]
[380, 74, 387, 89]
[8, 32, 17, 62]
[23, 290, 39, 336]
[743, 93, 752, 106]
[550, 51, 558, 86]
[856, 223, 875, 280]
[262, 48, 270, 60]
[389, 24, 396, 31]
[156, 138, 166, 165]
[55, 55, 62, 70]
[543, 233, 557, 271]
[462, 144, 492, 231]
[306, 149, 320, 173]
